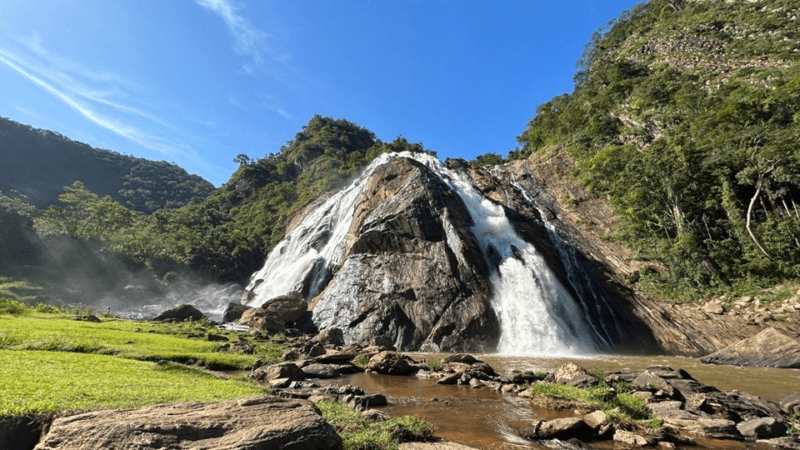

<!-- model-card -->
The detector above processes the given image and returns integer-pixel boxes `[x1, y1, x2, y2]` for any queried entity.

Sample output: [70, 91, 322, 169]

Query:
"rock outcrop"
[34, 396, 342, 450]
[700, 327, 800, 368]
[152, 304, 206, 322]
[311, 157, 499, 351]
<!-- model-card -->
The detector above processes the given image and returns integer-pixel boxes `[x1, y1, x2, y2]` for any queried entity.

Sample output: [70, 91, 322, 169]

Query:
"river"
[321, 354, 799, 450]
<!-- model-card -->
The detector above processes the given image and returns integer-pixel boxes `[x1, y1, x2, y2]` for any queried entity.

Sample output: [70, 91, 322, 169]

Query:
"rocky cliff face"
[311, 157, 498, 352]
[245, 152, 671, 354]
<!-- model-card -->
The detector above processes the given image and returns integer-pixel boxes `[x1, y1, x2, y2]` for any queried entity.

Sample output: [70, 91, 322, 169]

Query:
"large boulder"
[311, 158, 500, 352]
[34, 397, 342, 449]
[152, 304, 206, 322]
[250, 362, 306, 383]
[700, 327, 800, 368]
[366, 351, 419, 375]
[526, 417, 593, 442]
[238, 308, 285, 334]
[262, 295, 308, 324]
[222, 302, 251, 323]
[313, 328, 345, 347]
[780, 393, 800, 415]
[736, 417, 788, 440]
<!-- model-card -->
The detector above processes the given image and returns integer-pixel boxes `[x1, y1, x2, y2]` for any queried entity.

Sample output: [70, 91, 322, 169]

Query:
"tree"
[234, 154, 252, 166]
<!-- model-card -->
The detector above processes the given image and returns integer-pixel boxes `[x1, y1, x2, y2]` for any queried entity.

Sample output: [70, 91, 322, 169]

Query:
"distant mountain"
[0, 117, 214, 213]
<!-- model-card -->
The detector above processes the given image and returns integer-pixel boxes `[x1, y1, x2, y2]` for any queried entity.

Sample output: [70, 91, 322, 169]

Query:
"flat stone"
[700, 327, 800, 368]
[33, 397, 342, 450]
[529, 417, 593, 442]
[613, 429, 649, 446]
[251, 362, 305, 382]
[736, 417, 788, 439]
[780, 393, 800, 415]
[583, 410, 607, 429]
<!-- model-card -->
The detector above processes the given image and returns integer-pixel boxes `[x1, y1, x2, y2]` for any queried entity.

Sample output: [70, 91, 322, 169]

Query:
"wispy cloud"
[258, 93, 291, 120]
[0, 36, 216, 175]
[195, 0, 300, 87]
[227, 94, 249, 112]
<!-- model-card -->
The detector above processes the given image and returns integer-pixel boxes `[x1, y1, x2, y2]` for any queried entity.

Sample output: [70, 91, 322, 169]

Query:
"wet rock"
[348, 394, 387, 410]
[437, 371, 463, 385]
[700, 327, 800, 368]
[632, 371, 676, 398]
[153, 304, 206, 322]
[313, 328, 345, 347]
[583, 410, 607, 429]
[302, 364, 340, 379]
[442, 354, 479, 365]
[311, 158, 499, 352]
[653, 409, 742, 440]
[755, 437, 800, 449]
[527, 417, 593, 442]
[261, 294, 308, 324]
[736, 417, 788, 440]
[554, 363, 598, 389]
[222, 302, 250, 323]
[613, 429, 649, 446]
[308, 351, 358, 365]
[780, 393, 800, 415]
[251, 362, 305, 383]
[34, 397, 342, 450]
[366, 351, 418, 375]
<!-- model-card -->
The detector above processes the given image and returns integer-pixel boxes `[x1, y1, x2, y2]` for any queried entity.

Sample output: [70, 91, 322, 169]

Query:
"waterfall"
[506, 170, 618, 352]
[245, 152, 601, 356]
[245, 152, 403, 302]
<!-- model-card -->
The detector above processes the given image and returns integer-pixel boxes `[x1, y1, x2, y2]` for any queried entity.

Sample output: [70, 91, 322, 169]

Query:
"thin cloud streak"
[194, 0, 300, 84]
[0, 40, 221, 178]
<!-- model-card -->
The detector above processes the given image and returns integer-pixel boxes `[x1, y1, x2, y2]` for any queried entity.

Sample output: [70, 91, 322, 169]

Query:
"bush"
[0, 299, 29, 315]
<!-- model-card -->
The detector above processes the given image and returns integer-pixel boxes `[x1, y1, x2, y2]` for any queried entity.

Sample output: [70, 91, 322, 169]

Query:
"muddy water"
[323, 355, 799, 450]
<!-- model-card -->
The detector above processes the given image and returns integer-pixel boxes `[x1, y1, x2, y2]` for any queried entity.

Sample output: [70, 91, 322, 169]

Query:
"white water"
[245, 152, 404, 302]
[246, 152, 600, 356]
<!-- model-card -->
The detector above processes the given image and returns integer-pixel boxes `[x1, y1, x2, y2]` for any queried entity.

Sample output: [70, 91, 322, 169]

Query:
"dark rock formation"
[152, 304, 206, 322]
[261, 294, 308, 324]
[312, 158, 499, 351]
[366, 351, 419, 375]
[222, 302, 250, 323]
[700, 327, 800, 368]
[33, 397, 341, 450]
[250, 362, 306, 383]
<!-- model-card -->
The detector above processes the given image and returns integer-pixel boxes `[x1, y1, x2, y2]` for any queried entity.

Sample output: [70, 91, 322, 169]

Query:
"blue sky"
[0, 0, 642, 187]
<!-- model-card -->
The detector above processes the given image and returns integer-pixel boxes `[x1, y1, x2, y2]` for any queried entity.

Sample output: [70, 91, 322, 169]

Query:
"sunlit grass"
[316, 398, 434, 450]
[0, 309, 284, 370]
[0, 350, 269, 417]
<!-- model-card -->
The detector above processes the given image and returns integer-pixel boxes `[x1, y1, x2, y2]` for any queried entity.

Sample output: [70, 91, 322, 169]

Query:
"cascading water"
[246, 152, 601, 356]
[505, 169, 619, 352]
[245, 152, 403, 302]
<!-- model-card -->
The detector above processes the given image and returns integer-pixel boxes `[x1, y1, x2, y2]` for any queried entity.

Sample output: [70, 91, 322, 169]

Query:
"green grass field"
[0, 299, 284, 417]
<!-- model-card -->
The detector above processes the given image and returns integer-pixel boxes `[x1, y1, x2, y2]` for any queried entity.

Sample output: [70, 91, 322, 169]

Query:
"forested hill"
[0, 117, 214, 213]
[510, 0, 800, 298]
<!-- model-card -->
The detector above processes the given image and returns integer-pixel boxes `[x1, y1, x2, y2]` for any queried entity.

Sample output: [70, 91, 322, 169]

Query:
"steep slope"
[512, 0, 800, 299]
[245, 153, 661, 354]
[0, 117, 213, 213]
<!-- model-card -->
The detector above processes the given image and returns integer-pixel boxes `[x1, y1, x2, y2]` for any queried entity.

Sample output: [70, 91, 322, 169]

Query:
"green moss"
[316, 398, 434, 450]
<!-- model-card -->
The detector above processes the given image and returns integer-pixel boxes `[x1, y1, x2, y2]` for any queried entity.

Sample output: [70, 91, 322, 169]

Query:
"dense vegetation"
[12, 115, 432, 284]
[0, 117, 213, 214]
[510, 0, 800, 299]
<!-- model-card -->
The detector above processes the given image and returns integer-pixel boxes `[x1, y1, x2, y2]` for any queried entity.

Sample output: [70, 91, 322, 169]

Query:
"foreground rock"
[700, 327, 800, 368]
[367, 351, 420, 375]
[34, 396, 342, 450]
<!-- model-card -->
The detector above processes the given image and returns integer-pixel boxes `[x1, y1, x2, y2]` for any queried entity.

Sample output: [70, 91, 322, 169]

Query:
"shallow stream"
[322, 354, 800, 450]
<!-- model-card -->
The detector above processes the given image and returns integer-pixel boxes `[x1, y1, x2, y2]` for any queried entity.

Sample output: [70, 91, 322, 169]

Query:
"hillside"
[510, 0, 800, 300]
[0, 117, 214, 214]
